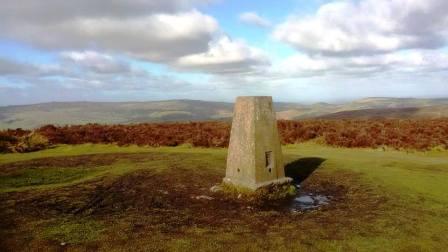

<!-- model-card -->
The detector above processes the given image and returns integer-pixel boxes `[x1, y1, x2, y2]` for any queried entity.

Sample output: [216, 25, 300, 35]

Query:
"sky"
[0, 0, 447, 105]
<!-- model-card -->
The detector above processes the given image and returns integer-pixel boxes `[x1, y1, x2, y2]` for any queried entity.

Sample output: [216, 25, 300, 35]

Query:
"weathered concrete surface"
[224, 96, 292, 190]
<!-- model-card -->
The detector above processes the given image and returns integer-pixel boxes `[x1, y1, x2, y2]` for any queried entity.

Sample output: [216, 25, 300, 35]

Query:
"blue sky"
[0, 0, 447, 105]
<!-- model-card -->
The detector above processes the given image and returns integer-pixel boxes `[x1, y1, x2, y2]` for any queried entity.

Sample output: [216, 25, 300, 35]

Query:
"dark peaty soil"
[0, 153, 389, 251]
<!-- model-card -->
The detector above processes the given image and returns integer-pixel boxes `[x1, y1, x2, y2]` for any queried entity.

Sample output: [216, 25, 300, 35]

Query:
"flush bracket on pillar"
[265, 151, 272, 173]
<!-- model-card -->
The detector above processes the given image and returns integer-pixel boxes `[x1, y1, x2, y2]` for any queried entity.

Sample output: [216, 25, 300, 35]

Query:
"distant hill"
[317, 105, 448, 119]
[1, 97, 448, 129]
[0, 100, 235, 129]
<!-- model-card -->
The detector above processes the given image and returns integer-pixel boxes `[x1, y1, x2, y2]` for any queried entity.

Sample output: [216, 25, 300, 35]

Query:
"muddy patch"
[3, 165, 383, 224]
[0, 154, 389, 250]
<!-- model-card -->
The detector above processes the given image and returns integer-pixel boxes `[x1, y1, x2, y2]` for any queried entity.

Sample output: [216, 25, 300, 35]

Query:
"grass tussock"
[219, 182, 297, 202]
[0, 131, 50, 153]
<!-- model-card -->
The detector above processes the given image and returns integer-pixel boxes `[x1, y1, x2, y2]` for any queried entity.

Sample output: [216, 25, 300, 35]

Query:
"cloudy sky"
[0, 0, 447, 105]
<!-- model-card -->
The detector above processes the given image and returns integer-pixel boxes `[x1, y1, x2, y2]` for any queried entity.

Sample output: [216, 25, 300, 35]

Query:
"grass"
[41, 218, 106, 244]
[284, 143, 448, 251]
[283, 143, 448, 204]
[0, 156, 187, 193]
[0, 143, 224, 165]
[0, 143, 447, 251]
[0, 144, 154, 164]
[0, 167, 99, 190]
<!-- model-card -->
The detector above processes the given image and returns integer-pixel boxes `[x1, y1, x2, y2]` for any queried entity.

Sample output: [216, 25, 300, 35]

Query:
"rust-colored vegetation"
[278, 119, 448, 150]
[0, 130, 49, 153]
[1, 119, 448, 152]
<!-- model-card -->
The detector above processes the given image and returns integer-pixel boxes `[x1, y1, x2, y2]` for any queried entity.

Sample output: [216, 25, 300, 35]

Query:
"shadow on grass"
[284, 157, 326, 183]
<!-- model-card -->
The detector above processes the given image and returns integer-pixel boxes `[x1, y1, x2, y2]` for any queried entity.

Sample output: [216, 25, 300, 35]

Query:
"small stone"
[210, 185, 223, 193]
[314, 195, 330, 205]
[195, 195, 214, 200]
[60, 242, 66, 246]
[237, 194, 242, 199]
[294, 195, 314, 205]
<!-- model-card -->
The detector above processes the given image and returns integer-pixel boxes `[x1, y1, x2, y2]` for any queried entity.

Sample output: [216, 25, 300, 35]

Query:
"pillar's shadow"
[284, 157, 326, 183]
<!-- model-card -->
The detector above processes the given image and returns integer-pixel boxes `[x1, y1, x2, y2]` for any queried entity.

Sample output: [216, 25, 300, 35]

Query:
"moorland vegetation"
[1, 119, 447, 152]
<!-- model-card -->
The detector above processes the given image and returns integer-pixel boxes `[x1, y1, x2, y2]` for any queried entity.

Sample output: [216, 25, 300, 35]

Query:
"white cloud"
[0, 0, 271, 76]
[239, 12, 271, 28]
[273, 0, 448, 56]
[271, 50, 448, 77]
[1, 0, 447, 105]
[2, 10, 218, 62]
[174, 36, 270, 74]
[0, 0, 212, 21]
[0, 58, 37, 76]
[0, 55, 191, 93]
[60, 51, 131, 74]
[0, 1, 219, 63]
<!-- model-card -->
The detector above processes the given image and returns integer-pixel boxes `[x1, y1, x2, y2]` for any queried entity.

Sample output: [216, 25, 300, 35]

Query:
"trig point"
[224, 96, 292, 190]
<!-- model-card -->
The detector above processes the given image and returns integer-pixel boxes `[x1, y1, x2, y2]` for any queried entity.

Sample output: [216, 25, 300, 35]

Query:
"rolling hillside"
[318, 105, 448, 119]
[1, 98, 448, 129]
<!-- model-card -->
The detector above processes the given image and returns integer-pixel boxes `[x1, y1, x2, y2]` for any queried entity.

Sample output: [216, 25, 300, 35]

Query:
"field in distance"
[2, 97, 448, 129]
[1, 143, 447, 251]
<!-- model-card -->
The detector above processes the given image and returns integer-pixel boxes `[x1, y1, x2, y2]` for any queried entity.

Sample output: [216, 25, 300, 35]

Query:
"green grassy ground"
[1, 143, 447, 251]
[285, 144, 448, 251]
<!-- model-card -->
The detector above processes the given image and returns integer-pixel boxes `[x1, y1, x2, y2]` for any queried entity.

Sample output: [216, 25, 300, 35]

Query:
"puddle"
[288, 183, 331, 212]
[259, 183, 332, 213]
[290, 193, 331, 211]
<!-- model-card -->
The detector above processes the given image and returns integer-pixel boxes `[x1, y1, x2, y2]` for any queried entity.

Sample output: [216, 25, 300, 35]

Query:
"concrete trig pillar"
[224, 96, 292, 190]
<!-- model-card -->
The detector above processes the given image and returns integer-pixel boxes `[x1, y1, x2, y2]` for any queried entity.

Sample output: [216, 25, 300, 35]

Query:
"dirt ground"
[0, 152, 388, 251]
